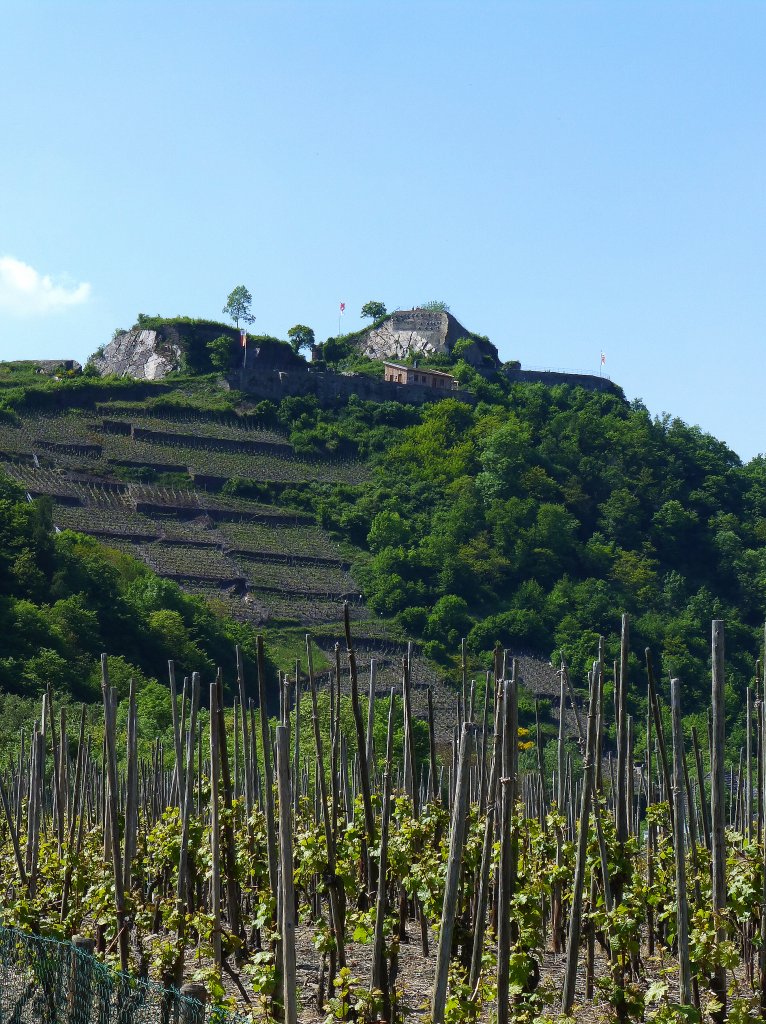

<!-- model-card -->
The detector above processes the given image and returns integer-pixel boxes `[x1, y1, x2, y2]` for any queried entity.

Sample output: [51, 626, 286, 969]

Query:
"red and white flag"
[240, 329, 247, 348]
[339, 302, 346, 316]
[600, 351, 606, 365]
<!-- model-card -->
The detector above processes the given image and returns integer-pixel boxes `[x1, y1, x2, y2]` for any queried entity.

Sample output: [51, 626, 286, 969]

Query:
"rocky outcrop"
[92, 329, 182, 380]
[357, 309, 498, 367]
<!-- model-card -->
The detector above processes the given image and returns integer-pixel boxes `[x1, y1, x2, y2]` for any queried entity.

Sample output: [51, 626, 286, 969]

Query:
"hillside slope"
[2, 339, 765, 749]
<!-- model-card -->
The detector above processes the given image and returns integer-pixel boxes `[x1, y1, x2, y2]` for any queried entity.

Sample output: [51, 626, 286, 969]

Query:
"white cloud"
[0, 256, 91, 316]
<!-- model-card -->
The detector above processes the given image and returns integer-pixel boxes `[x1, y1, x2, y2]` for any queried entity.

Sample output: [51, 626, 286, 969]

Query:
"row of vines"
[1, 610, 765, 1022]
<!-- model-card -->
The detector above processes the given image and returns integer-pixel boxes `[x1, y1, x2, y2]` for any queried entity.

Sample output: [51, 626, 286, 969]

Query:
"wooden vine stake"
[431, 723, 474, 1024]
[562, 655, 600, 1015]
[371, 689, 396, 1020]
[276, 725, 297, 1024]
[497, 667, 519, 1024]
[209, 679, 222, 968]
[670, 678, 692, 1006]
[100, 656, 129, 972]
[710, 619, 727, 1022]
[257, 635, 279, 909]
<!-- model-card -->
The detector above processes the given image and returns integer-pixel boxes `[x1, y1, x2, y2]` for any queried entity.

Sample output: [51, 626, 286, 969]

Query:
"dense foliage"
[251, 383, 766, 727]
[0, 473, 265, 708]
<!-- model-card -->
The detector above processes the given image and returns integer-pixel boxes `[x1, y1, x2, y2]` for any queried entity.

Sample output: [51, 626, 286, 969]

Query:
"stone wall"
[12, 359, 82, 373]
[232, 367, 477, 407]
[503, 367, 623, 397]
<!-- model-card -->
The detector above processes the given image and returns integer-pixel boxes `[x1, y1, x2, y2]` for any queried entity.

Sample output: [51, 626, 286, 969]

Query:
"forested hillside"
[270, 381, 766, 722]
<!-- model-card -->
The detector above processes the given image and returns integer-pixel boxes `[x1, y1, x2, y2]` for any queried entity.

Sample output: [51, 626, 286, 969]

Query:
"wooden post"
[615, 614, 629, 844]
[276, 725, 298, 1024]
[71, 935, 97, 1024]
[179, 983, 208, 1024]
[306, 635, 346, 969]
[123, 677, 138, 892]
[402, 644, 418, 815]
[176, 671, 200, 983]
[371, 690, 396, 1018]
[209, 680, 222, 968]
[293, 660, 301, 817]
[257, 635, 279, 907]
[235, 646, 254, 826]
[431, 723, 475, 1024]
[366, 659, 377, 773]
[169, 661, 184, 807]
[497, 672, 518, 1024]
[710, 620, 727, 1021]
[671, 678, 693, 1006]
[100, 657, 129, 972]
[469, 681, 503, 991]
[562, 656, 600, 1015]
[747, 688, 753, 842]
[344, 604, 377, 877]
[645, 649, 675, 833]
[215, 670, 241, 947]
[691, 726, 711, 849]
[427, 686, 439, 804]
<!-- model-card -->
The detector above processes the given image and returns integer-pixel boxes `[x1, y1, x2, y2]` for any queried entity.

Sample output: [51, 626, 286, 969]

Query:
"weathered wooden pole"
[344, 603, 377, 879]
[670, 678, 693, 1006]
[469, 682, 504, 991]
[645, 649, 675, 833]
[366, 658, 377, 771]
[293, 660, 301, 817]
[209, 679, 222, 968]
[691, 725, 711, 849]
[257, 635, 279, 907]
[497, 670, 518, 1024]
[747, 687, 754, 842]
[100, 657, 129, 972]
[562, 656, 600, 1014]
[431, 723, 475, 1024]
[710, 620, 727, 1022]
[306, 635, 346, 969]
[235, 646, 254, 826]
[615, 614, 629, 844]
[276, 725, 297, 1024]
[168, 660, 184, 807]
[371, 690, 396, 1017]
[176, 670, 201, 986]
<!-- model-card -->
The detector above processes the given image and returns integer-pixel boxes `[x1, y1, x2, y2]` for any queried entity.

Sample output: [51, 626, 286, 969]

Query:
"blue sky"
[1, 1, 764, 458]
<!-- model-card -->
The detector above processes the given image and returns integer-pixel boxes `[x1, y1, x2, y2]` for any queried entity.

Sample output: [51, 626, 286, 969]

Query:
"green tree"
[222, 285, 256, 327]
[360, 300, 387, 321]
[287, 324, 315, 355]
[420, 300, 450, 312]
[207, 334, 233, 371]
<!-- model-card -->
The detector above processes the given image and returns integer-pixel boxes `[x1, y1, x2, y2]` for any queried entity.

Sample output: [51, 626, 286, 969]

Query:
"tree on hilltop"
[361, 300, 387, 321]
[287, 324, 315, 355]
[222, 285, 256, 328]
[421, 300, 450, 313]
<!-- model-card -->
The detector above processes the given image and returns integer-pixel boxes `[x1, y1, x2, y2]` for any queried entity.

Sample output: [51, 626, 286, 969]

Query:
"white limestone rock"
[92, 330, 182, 380]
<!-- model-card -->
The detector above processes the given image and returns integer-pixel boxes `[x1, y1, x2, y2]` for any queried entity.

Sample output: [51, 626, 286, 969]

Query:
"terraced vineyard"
[0, 410, 371, 484]
[0, 398, 464, 729]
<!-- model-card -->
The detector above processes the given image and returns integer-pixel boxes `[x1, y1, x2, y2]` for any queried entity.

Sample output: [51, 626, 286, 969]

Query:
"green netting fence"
[0, 926, 243, 1024]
